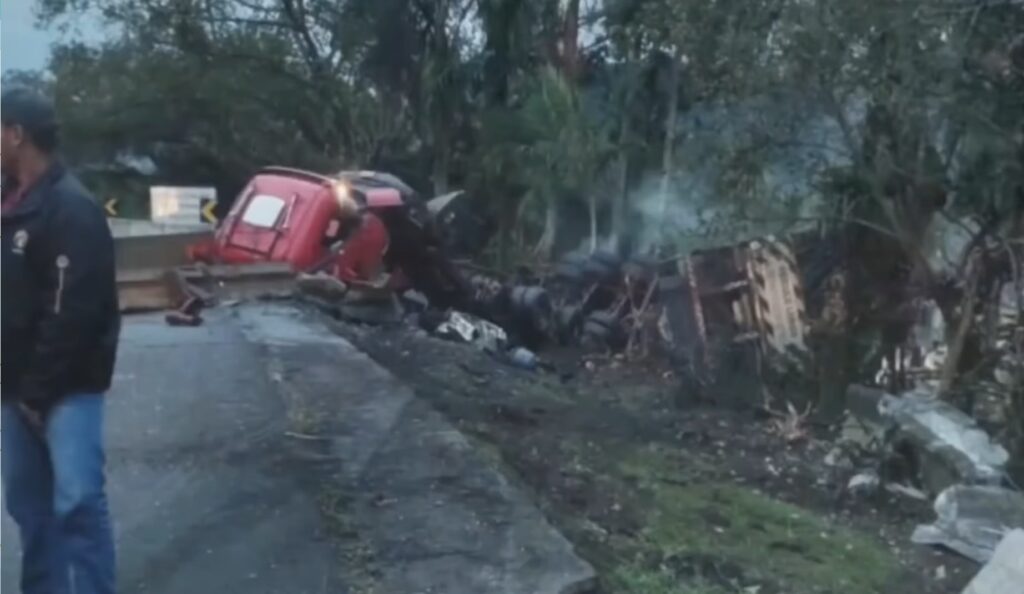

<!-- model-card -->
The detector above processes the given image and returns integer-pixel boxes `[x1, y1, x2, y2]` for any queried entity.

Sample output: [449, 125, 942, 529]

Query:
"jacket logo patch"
[12, 229, 29, 255]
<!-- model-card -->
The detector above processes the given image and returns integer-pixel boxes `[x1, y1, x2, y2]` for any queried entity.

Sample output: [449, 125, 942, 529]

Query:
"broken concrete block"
[879, 390, 1009, 493]
[913, 486, 1024, 563]
[962, 530, 1024, 594]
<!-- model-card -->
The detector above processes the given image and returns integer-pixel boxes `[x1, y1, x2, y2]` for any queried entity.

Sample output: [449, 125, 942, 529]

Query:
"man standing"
[2, 88, 120, 593]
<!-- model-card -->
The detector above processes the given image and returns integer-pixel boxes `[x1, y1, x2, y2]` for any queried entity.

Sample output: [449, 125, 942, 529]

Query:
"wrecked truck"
[188, 167, 473, 311]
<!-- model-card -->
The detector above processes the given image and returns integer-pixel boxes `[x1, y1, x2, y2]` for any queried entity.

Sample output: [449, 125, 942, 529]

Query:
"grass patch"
[615, 446, 897, 594]
[610, 564, 733, 594]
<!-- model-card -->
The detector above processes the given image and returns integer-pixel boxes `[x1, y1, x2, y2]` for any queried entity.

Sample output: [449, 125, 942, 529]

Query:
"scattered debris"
[164, 295, 205, 327]
[504, 346, 540, 371]
[879, 389, 1010, 493]
[886, 483, 929, 501]
[164, 310, 203, 326]
[845, 470, 929, 501]
[848, 471, 881, 494]
[912, 486, 1024, 563]
[763, 397, 813, 444]
[961, 529, 1024, 594]
[431, 310, 508, 353]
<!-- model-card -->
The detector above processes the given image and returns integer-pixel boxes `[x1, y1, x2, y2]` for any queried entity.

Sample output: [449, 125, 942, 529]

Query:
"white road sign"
[150, 186, 218, 226]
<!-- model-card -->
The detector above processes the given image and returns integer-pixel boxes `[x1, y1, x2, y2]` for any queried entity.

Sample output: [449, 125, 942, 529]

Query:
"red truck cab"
[189, 166, 472, 309]
[209, 168, 340, 270]
[195, 167, 409, 272]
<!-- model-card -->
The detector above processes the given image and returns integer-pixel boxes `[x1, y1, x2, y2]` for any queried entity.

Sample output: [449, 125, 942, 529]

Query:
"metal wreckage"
[111, 164, 1023, 576]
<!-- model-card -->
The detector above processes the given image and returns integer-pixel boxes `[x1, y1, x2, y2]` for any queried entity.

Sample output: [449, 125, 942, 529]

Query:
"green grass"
[608, 445, 898, 594]
[610, 565, 733, 594]
[645, 482, 894, 593]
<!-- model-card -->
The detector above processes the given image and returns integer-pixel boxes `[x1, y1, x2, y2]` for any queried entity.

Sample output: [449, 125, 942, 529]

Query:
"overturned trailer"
[658, 234, 824, 406]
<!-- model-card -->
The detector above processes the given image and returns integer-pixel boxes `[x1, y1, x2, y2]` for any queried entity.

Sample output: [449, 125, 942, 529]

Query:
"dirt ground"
[326, 313, 978, 594]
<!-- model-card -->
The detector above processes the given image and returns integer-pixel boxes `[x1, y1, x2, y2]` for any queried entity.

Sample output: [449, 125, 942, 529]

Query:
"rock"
[505, 346, 539, 371]
[823, 447, 849, 469]
[879, 389, 1009, 494]
[839, 412, 884, 450]
[961, 530, 1024, 594]
[848, 472, 880, 494]
[912, 486, 1024, 563]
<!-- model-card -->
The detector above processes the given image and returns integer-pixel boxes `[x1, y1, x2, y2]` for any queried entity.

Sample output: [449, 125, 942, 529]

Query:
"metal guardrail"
[114, 230, 213, 272]
[114, 231, 296, 312]
[117, 263, 296, 313]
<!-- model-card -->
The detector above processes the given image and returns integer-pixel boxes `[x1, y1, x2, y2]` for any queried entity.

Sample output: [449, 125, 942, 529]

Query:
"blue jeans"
[2, 394, 116, 594]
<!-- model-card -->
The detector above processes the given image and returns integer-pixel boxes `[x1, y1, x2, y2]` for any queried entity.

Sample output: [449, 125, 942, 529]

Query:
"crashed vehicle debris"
[188, 167, 471, 307]
[127, 166, 554, 354]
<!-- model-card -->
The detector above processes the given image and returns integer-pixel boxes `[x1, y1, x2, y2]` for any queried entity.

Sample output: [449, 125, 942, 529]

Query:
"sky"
[2, 0, 103, 74]
[2, 0, 53, 72]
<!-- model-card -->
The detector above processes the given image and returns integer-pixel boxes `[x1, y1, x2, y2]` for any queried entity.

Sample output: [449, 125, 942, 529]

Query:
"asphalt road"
[2, 311, 347, 593]
[2, 303, 594, 594]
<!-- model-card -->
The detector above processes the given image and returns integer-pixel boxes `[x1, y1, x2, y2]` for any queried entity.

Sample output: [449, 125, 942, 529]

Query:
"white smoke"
[619, 92, 862, 255]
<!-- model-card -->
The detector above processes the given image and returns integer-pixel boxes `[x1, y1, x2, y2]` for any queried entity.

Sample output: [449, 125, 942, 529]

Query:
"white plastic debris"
[434, 310, 508, 352]
[912, 486, 1024, 564]
[886, 483, 929, 501]
[961, 530, 1024, 594]
[848, 472, 880, 494]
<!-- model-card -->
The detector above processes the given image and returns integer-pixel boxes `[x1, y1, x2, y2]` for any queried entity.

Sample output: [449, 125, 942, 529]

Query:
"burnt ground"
[326, 314, 978, 594]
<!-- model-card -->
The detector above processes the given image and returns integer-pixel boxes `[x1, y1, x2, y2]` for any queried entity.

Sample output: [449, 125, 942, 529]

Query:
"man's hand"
[18, 403, 45, 434]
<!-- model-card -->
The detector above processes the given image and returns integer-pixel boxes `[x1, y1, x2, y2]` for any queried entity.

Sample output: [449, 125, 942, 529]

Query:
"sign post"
[150, 187, 219, 226]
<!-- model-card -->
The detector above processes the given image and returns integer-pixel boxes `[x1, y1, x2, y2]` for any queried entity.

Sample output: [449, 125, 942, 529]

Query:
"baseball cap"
[1, 88, 58, 136]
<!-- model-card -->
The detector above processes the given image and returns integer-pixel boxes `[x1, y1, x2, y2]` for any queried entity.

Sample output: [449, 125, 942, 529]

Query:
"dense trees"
[11, 0, 1022, 268]
[6, 0, 1020, 465]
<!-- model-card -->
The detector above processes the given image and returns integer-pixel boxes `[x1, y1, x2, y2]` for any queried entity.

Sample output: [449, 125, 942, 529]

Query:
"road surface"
[3, 303, 594, 594]
[2, 310, 347, 593]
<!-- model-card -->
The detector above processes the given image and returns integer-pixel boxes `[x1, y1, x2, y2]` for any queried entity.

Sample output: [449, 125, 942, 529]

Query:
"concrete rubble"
[961, 529, 1024, 594]
[879, 389, 1010, 494]
[912, 486, 1024, 564]
[835, 385, 1007, 493]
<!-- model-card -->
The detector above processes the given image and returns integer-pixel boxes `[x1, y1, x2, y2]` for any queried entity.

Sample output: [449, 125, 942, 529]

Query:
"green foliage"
[21, 0, 1024, 262]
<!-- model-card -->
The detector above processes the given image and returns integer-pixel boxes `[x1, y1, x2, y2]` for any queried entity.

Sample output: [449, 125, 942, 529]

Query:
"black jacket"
[2, 162, 120, 411]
